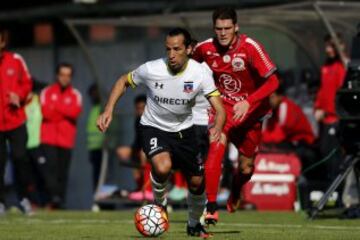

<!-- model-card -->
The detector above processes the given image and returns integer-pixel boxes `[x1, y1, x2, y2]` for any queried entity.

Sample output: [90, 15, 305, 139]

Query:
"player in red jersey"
[192, 7, 279, 224]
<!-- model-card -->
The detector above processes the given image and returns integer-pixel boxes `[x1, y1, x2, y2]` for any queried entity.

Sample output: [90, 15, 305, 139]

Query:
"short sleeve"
[127, 63, 148, 88]
[246, 38, 276, 78]
[200, 66, 220, 98]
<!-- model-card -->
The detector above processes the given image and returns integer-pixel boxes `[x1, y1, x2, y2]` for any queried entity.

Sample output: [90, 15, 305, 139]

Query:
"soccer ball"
[134, 204, 169, 237]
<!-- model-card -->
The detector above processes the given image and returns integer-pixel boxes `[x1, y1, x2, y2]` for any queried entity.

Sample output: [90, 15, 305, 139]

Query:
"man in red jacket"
[263, 85, 316, 167]
[192, 7, 279, 223]
[0, 27, 35, 215]
[40, 63, 82, 209]
[314, 34, 347, 181]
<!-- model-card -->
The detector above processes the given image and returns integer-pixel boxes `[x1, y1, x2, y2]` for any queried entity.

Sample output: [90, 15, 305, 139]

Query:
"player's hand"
[9, 92, 21, 108]
[97, 110, 113, 133]
[209, 126, 222, 142]
[233, 100, 250, 122]
[315, 109, 325, 122]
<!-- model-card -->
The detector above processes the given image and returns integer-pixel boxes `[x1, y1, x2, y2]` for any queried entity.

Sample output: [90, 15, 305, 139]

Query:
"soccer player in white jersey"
[97, 28, 226, 238]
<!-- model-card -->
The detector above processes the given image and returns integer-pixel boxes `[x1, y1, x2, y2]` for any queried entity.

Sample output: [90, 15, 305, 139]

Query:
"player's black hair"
[56, 62, 74, 75]
[167, 27, 192, 48]
[274, 83, 285, 96]
[0, 26, 8, 43]
[212, 7, 237, 25]
[135, 94, 147, 104]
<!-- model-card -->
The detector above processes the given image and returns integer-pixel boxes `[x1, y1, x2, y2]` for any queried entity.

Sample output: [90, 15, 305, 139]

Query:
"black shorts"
[194, 125, 209, 161]
[140, 124, 204, 176]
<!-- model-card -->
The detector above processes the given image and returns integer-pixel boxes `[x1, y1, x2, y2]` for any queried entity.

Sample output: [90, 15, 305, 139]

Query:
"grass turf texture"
[0, 210, 359, 239]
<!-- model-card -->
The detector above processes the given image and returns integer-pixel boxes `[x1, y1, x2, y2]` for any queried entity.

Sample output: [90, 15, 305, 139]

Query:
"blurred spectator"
[263, 85, 316, 168]
[0, 27, 35, 215]
[314, 34, 347, 181]
[86, 84, 104, 192]
[40, 63, 82, 209]
[168, 171, 187, 202]
[25, 81, 46, 206]
[126, 95, 154, 201]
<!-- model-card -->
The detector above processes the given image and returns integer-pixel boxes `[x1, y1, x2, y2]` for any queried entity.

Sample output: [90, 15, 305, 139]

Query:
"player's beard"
[168, 60, 186, 74]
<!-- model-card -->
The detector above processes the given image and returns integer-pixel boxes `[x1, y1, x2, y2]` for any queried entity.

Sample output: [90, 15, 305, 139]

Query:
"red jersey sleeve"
[246, 38, 276, 78]
[14, 54, 32, 102]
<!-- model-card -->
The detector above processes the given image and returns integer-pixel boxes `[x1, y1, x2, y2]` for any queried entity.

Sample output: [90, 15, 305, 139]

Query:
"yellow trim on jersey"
[206, 89, 221, 98]
[127, 72, 137, 89]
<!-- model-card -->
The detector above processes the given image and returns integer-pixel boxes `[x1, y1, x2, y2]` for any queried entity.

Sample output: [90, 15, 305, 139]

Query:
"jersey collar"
[166, 59, 189, 76]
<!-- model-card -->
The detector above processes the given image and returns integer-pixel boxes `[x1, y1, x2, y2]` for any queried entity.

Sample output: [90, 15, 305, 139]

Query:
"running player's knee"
[151, 153, 172, 180]
[188, 176, 205, 195]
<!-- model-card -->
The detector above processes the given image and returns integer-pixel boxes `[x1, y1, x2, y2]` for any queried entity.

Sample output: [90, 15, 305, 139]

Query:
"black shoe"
[187, 223, 212, 238]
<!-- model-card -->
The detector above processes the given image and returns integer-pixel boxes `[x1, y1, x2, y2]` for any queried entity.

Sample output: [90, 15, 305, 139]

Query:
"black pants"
[319, 123, 342, 181]
[89, 149, 102, 192]
[41, 144, 71, 208]
[0, 124, 34, 203]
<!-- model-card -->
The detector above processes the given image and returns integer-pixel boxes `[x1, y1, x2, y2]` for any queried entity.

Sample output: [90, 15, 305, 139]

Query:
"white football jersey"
[192, 62, 212, 126]
[128, 58, 219, 132]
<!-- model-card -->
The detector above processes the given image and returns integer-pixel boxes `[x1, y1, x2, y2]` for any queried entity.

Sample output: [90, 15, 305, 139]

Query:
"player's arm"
[97, 74, 129, 132]
[233, 39, 279, 121]
[207, 92, 226, 142]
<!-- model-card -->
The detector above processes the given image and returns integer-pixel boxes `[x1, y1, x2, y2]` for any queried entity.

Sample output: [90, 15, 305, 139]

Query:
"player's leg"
[186, 175, 210, 238]
[150, 151, 172, 208]
[204, 108, 230, 225]
[227, 122, 261, 213]
[140, 125, 172, 208]
[227, 154, 255, 212]
[8, 124, 35, 214]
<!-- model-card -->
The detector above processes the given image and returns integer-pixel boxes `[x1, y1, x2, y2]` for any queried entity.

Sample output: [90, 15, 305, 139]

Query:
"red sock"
[205, 142, 226, 203]
[143, 162, 152, 191]
[174, 171, 187, 188]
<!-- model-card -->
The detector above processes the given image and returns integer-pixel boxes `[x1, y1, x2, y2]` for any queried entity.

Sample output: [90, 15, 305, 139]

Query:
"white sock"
[150, 172, 168, 207]
[187, 191, 206, 227]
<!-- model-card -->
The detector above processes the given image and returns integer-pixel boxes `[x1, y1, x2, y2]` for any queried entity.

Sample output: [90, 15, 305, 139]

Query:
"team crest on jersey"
[6, 68, 15, 76]
[232, 57, 245, 72]
[183, 81, 194, 93]
[223, 54, 231, 63]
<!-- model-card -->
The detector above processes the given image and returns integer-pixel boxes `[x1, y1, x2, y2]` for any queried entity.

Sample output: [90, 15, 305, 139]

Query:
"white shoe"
[20, 198, 35, 216]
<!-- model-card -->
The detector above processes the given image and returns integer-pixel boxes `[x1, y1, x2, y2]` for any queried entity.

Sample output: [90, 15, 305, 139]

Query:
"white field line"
[0, 218, 359, 231]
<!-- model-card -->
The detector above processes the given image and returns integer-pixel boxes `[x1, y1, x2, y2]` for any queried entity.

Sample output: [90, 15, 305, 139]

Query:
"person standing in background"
[86, 83, 105, 211]
[25, 81, 46, 206]
[314, 34, 347, 182]
[86, 84, 105, 193]
[0, 27, 35, 215]
[40, 63, 82, 209]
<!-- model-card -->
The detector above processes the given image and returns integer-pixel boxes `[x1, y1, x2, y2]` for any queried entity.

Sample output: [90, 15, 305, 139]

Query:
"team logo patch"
[64, 97, 72, 104]
[6, 68, 15, 76]
[183, 81, 194, 93]
[223, 54, 231, 63]
[219, 74, 241, 94]
[51, 94, 58, 101]
[154, 82, 164, 89]
[232, 57, 245, 72]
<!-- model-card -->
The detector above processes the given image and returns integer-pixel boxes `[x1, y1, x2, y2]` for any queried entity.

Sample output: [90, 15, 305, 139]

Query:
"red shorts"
[209, 101, 267, 158]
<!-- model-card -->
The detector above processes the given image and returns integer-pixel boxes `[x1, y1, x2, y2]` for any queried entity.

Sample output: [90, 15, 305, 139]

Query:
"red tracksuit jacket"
[314, 60, 346, 124]
[40, 83, 82, 149]
[262, 97, 315, 145]
[0, 51, 32, 131]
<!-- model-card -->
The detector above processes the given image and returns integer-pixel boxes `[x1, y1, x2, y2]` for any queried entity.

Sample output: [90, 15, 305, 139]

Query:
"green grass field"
[0, 210, 359, 240]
